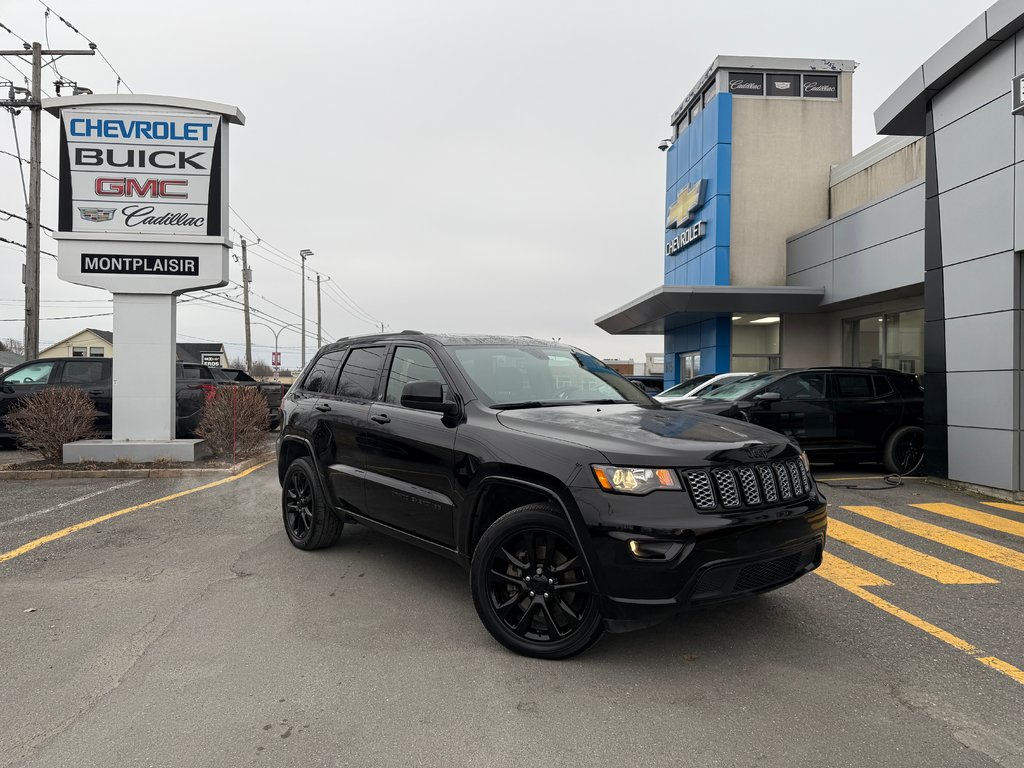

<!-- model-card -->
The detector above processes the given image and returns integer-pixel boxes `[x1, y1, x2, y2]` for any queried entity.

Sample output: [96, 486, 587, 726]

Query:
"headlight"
[592, 465, 680, 495]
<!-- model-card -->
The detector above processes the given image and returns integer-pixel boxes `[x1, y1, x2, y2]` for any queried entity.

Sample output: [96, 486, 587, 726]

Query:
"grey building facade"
[875, 0, 1024, 493]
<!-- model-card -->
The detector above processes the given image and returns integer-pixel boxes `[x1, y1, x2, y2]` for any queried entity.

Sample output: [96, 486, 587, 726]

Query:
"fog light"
[628, 539, 680, 560]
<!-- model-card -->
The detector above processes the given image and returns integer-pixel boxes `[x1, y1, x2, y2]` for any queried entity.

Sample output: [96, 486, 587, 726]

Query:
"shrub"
[196, 385, 270, 460]
[4, 387, 99, 463]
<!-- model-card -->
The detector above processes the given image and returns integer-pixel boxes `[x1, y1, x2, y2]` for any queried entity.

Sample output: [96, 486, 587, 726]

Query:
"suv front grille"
[683, 459, 812, 513]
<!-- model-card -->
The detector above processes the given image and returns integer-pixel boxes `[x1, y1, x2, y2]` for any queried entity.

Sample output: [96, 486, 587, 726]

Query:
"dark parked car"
[0, 357, 215, 443]
[625, 374, 665, 395]
[277, 333, 827, 659]
[669, 367, 924, 474]
[208, 366, 284, 427]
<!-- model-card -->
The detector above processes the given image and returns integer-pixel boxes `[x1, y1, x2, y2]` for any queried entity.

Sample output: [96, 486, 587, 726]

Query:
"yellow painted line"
[982, 502, 1024, 517]
[912, 502, 1024, 539]
[815, 550, 892, 587]
[977, 656, 1024, 686]
[816, 553, 1024, 686]
[827, 519, 997, 585]
[844, 506, 1024, 572]
[0, 461, 273, 565]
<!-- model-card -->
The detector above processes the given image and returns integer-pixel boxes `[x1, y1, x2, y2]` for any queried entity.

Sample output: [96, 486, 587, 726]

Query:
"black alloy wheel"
[883, 425, 925, 476]
[281, 456, 343, 550]
[471, 504, 603, 659]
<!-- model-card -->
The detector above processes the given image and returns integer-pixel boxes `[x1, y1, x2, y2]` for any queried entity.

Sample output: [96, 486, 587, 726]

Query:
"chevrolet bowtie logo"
[666, 180, 706, 229]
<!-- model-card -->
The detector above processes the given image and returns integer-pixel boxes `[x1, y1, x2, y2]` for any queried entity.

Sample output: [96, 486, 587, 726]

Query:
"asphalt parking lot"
[1, 464, 1022, 768]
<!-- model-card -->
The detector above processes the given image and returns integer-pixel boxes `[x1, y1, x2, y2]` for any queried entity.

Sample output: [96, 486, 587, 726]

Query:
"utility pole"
[299, 249, 313, 367]
[1, 43, 95, 359]
[240, 237, 253, 372]
[314, 273, 330, 348]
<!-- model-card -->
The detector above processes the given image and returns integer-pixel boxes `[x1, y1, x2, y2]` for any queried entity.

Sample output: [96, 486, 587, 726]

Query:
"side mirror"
[401, 380, 458, 415]
[753, 391, 782, 403]
[631, 380, 645, 392]
[0, 383, 11, 395]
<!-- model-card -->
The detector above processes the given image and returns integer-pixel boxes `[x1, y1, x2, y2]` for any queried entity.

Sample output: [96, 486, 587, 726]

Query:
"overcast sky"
[0, 0, 992, 368]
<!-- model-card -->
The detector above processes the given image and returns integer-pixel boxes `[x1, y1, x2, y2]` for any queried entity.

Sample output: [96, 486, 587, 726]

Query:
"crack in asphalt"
[890, 682, 1022, 767]
[7, 530, 279, 768]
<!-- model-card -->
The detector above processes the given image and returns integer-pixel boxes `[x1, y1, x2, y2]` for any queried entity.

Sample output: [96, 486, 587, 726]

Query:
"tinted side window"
[337, 347, 386, 400]
[768, 373, 826, 399]
[61, 360, 107, 385]
[385, 347, 447, 405]
[180, 365, 212, 380]
[302, 351, 346, 394]
[872, 375, 895, 397]
[835, 374, 873, 398]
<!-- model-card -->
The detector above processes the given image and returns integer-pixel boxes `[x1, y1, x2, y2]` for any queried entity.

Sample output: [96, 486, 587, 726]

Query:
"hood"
[496, 403, 795, 466]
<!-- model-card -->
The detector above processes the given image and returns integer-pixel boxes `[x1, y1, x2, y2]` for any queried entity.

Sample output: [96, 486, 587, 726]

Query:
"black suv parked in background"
[670, 368, 924, 474]
[277, 333, 827, 659]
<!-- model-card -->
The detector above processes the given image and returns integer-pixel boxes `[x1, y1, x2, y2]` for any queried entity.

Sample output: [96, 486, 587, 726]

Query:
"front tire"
[281, 456, 343, 549]
[471, 503, 603, 659]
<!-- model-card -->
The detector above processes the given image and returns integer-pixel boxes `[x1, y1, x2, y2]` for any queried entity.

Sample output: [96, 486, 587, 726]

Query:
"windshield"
[657, 375, 713, 398]
[449, 345, 652, 407]
[700, 372, 778, 400]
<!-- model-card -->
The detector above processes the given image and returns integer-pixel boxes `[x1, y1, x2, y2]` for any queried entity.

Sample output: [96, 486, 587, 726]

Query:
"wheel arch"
[463, 471, 603, 598]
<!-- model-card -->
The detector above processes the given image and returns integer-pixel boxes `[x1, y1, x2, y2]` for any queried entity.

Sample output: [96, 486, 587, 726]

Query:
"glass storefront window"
[843, 308, 922, 372]
[732, 315, 781, 372]
[678, 352, 701, 381]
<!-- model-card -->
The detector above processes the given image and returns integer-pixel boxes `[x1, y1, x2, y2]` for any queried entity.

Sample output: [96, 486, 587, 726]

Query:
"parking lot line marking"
[843, 506, 1024, 571]
[0, 479, 144, 530]
[0, 461, 272, 565]
[982, 502, 1024, 517]
[912, 503, 1024, 539]
[815, 553, 1024, 687]
[977, 656, 1024, 686]
[826, 519, 998, 585]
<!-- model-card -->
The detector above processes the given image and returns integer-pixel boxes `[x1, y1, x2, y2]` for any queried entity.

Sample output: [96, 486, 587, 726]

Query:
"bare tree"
[0, 338, 25, 356]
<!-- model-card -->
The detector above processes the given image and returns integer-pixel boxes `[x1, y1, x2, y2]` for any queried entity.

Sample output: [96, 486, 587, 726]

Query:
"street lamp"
[299, 249, 313, 367]
[251, 320, 302, 378]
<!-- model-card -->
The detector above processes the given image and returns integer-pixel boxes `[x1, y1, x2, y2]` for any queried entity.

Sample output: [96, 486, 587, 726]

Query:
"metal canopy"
[42, 94, 246, 124]
[874, 0, 1024, 135]
[595, 285, 825, 335]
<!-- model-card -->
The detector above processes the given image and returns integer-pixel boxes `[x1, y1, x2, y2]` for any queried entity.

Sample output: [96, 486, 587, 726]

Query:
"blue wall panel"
[662, 93, 734, 381]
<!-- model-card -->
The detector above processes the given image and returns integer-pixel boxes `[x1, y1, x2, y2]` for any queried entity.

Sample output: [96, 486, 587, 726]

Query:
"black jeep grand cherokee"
[277, 333, 827, 659]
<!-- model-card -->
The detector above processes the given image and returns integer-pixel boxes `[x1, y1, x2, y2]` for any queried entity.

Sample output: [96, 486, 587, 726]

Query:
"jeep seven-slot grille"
[683, 460, 811, 512]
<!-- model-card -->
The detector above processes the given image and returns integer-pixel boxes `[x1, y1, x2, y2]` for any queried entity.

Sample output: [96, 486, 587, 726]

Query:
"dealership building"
[597, 0, 1024, 495]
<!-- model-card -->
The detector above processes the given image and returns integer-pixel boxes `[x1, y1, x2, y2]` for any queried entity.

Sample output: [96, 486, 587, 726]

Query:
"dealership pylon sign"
[43, 95, 245, 462]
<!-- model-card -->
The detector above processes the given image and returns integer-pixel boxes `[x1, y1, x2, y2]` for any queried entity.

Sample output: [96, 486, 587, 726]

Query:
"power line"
[0, 311, 110, 321]
[0, 207, 53, 232]
[0, 21, 29, 46]
[6, 112, 28, 207]
[0, 235, 56, 259]
[33, 0, 132, 93]
[0, 149, 58, 181]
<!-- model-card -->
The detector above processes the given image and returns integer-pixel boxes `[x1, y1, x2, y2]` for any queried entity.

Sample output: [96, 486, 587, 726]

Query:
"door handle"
[315, 403, 331, 412]
[370, 413, 390, 424]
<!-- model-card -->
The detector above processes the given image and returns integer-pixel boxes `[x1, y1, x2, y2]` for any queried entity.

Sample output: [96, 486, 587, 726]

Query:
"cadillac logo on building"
[78, 207, 116, 223]
[665, 179, 707, 256]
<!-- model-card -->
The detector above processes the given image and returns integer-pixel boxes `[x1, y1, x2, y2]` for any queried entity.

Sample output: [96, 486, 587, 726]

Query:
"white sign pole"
[43, 95, 244, 463]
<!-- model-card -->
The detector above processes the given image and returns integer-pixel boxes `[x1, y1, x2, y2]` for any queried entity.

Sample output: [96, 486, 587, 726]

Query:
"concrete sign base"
[63, 438, 207, 464]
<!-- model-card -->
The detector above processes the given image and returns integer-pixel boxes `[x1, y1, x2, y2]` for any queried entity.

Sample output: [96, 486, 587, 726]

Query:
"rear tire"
[471, 503, 603, 659]
[883, 426, 925, 476]
[281, 456, 343, 549]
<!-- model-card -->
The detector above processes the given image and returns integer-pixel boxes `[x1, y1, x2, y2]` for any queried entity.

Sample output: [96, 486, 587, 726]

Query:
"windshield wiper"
[492, 398, 626, 410]
[491, 401, 550, 410]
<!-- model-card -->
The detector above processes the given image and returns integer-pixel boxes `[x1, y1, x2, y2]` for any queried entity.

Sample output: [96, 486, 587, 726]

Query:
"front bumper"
[569, 487, 827, 632]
